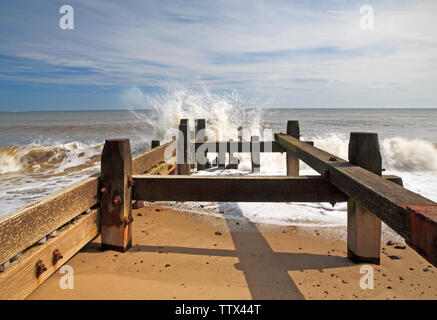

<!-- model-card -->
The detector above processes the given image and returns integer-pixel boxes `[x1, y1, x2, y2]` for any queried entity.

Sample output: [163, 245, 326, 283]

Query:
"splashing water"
[123, 86, 266, 141]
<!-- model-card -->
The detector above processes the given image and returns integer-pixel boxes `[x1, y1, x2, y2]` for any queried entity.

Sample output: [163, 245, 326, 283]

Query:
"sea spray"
[123, 87, 266, 142]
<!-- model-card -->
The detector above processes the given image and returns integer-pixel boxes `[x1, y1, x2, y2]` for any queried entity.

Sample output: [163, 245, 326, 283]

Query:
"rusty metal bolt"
[36, 260, 47, 278]
[52, 249, 63, 265]
[113, 195, 121, 205]
[124, 215, 134, 226]
[128, 176, 135, 187]
[329, 156, 337, 161]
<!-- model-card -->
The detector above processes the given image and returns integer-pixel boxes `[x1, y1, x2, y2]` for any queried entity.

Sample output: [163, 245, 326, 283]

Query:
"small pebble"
[47, 230, 57, 238]
[388, 255, 402, 260]
[0, 260, 10, 272]
[37, 237, 47, 245]
[10, 252, 22, 262]
[394, 245, 406, 250]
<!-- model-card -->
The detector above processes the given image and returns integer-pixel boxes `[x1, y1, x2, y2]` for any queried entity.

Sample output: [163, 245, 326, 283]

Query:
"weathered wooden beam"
[132, 175, 402, 203]
[100, 139, 133, 252]
[275, 132, 437, 267]
[0, 176, 98, 266]
[287, 121, 300, 177]
[0, 209, 99, 300]
[132, 140, 174, 175]
[194, 141, 286, 153]
[347, 133, 382, 264]
[132, 175, 347, 202]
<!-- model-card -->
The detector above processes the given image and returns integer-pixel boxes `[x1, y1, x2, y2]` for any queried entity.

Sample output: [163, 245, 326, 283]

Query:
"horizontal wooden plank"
[275, 133, 437, 267]
[0, 209, 99, 300]
[133, 175, 348, 202]
[194, 141, 286, 153]
[132, 141, 175, 175]
[0, 177, 99, 266]
[193, 141, 313, 153]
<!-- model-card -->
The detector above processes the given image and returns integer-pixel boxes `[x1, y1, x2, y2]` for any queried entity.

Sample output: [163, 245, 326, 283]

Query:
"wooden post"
[177, 120, 191, 175]
[151, 140, 160, 149]
[286, 120, 300, 177]
[100, 139, 133, 252]
[195, 119, 207, 170]
[251, 136, 260, 173]
[238, 126, 243, 142]
[347, 132, 382, 264]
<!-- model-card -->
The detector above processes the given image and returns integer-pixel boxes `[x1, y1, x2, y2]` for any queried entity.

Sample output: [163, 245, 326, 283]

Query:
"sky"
[0, 0, 437, 111]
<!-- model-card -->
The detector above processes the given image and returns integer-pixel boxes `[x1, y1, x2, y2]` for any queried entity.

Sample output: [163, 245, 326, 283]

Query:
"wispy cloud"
[0, 0, 437, 109]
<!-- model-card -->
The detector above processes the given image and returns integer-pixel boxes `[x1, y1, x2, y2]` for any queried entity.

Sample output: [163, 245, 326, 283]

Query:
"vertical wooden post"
[251, 136, 260, 173]
[177, 120, 191, 175]
[151, 140, 160, 149]
[347, 132, 382, 264]
[286, 120, 300, 177]
[100, 139, 133, 252]
[195, 119, 207, 170]
[238, 126, 243, 142]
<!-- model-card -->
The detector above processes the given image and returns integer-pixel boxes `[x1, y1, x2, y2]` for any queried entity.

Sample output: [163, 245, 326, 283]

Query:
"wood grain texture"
[276, 133, 437, 266]
[347, 132, 383, 264]
[0, 176, 98, 265]
[0, 209, 99, 300]
[132, 175, 347, 202]
[132, 141, 174, 175]
[100, 139, 132, 252]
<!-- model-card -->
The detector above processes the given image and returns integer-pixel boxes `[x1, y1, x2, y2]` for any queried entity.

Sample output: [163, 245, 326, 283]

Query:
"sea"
[1, 91, 437, 236]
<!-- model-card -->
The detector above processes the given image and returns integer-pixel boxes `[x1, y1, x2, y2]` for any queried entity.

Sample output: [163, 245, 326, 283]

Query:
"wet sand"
[28, 204, 437, 300]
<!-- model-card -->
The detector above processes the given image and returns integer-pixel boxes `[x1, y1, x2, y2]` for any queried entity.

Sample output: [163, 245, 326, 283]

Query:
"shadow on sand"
[120, 202, 355, 299]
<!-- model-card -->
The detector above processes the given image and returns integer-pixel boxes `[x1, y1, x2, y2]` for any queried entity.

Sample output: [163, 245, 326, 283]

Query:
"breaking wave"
[0, 142, 101, 175]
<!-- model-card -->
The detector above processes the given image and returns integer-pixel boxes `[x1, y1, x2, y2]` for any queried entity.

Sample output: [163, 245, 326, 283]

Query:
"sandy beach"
[27, 204, 437, 300]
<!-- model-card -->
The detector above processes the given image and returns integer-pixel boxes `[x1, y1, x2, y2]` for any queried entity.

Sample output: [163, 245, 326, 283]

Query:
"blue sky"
[0, 0, 436, 110]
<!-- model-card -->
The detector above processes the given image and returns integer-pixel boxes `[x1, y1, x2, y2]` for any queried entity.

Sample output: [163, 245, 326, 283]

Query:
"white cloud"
[0, 0, 436, 107]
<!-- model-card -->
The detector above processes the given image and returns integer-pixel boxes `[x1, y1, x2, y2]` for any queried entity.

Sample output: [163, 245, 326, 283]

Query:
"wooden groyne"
[1, 119, 436, 299]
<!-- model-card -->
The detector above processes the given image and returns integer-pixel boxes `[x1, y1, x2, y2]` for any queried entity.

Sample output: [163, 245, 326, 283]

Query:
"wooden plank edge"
[0, 176, 99, 265]
[0, 209, 99, 300]
[132, 141, 175, 175]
